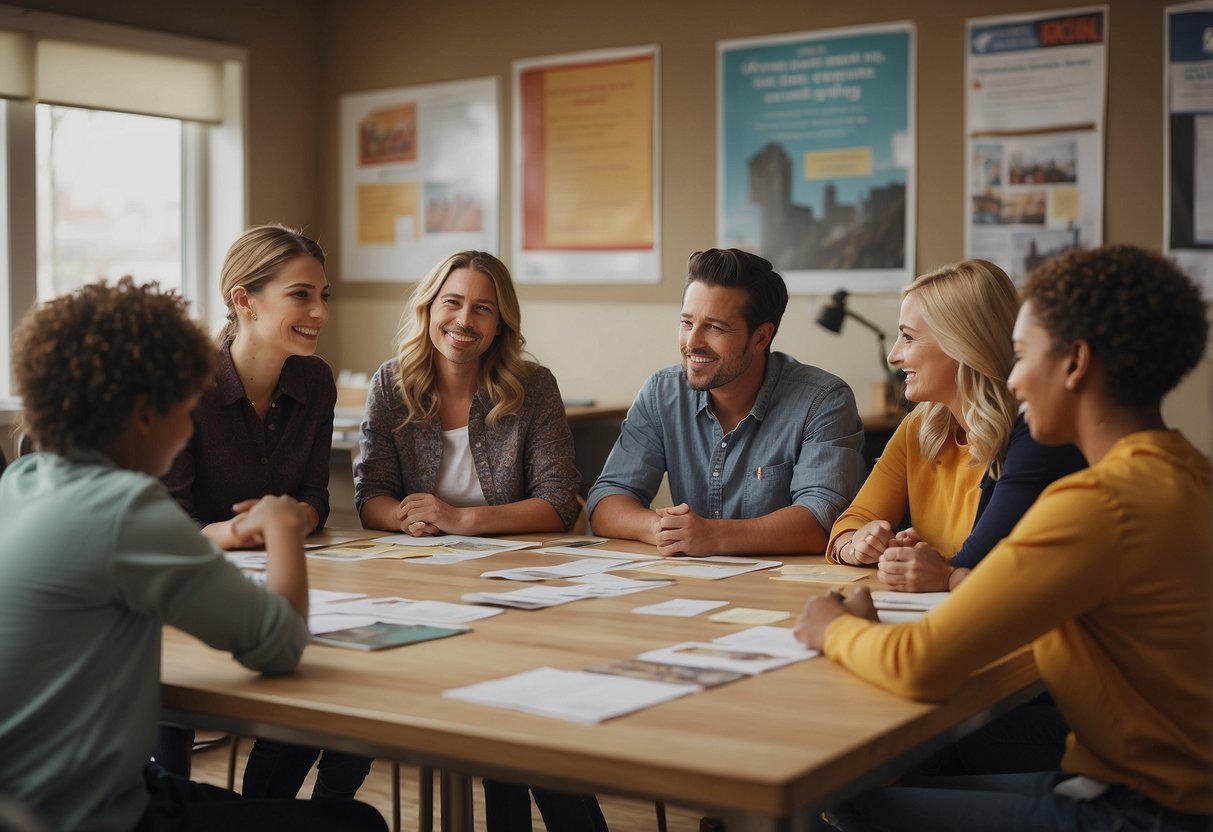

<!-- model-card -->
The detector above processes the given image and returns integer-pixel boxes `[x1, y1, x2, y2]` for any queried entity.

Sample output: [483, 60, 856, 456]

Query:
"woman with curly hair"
[0, 279, 385, 832]
[828, 260, 1085, 594]
[354, 251, 601, 832]
[799, 244, 1212, 831]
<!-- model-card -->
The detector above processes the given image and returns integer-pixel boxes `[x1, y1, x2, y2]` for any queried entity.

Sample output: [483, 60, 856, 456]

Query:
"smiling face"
[888, 292, 961, 409]
[427, 267, 501, 370]
[1008, 300, 1075, 445]
[240, 255, 329, 356]
[679, 281, 768, 393]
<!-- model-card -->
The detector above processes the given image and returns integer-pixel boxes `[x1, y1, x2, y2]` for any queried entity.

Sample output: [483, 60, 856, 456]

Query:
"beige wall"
[318, 0, 1211, 453]
[8, 0, 1209, 456]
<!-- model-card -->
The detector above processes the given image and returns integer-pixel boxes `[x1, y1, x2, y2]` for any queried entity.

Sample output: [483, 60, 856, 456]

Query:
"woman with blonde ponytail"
[827, 260, 1085, 592]
[159, 225, 373, 803]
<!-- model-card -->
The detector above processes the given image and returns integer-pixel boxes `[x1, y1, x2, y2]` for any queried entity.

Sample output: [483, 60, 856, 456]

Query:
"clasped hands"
[839, 520, 956, 592]
[652, 502, 718, 557]
[208, 496, 309, 550]
[396, 493, 465, 536]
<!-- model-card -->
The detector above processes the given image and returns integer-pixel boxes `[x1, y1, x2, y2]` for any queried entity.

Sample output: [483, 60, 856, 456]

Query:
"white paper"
[870, 591, 952, 611]
[309, 613, 381, 634]
[538, 545, 661, 561]
[632, 598, 730, 617]
[461, 584, 599, 610]
[374, 534, 542, 552]
[713, 626, 817, 659]
[565, 574, 674, 597]
[877, 609, 926, 623]
[637, 641, 809, 675]
[444, 667, 696, 723]
[481, 558, 639, 581]
[310, 589, 368, 605]
[323, 597, 503, 624]
[627, 558, 781, 580]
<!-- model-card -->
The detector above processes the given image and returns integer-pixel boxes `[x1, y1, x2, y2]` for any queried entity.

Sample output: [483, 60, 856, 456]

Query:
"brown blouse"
[163, 340, 335, 530]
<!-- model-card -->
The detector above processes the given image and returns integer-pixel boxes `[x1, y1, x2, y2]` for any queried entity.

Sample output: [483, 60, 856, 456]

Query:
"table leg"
[439, 769, 474, 832]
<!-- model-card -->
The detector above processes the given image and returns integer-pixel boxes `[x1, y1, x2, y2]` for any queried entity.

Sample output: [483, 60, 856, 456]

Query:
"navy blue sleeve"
[951, 416, 1087, 570]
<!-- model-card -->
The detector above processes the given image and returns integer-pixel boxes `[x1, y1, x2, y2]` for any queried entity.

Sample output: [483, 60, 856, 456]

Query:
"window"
[0, 7, 247, 405]
[36, 105, 183, 300]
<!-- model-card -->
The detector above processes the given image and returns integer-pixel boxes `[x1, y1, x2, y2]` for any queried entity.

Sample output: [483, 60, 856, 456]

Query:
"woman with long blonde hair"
[355, 250, 579, 536]
[828, 259, 1085, 591]
[355, 251, 600, 831]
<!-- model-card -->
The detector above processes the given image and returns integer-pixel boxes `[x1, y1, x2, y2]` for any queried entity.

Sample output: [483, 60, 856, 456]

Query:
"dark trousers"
[241, 739, 374, 800]
[135, 762, 386, 832]
[913, 693, 1069, 777]
[483, 779, 609, 832]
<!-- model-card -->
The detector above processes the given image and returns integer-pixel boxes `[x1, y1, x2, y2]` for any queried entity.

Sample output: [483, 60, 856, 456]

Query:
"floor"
[188, 733, 704, 831]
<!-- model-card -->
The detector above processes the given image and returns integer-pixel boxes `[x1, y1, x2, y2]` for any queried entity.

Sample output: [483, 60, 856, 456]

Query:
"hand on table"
[794, 586, 879, 651]
[878, 541, 955, 592]
[397, 493, 465, 536]
[840, 520, 895, 565]
[654, 503, 719, 557]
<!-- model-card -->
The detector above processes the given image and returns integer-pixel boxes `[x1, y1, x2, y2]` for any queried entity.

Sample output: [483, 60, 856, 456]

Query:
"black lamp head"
[816, 289, 849, 333]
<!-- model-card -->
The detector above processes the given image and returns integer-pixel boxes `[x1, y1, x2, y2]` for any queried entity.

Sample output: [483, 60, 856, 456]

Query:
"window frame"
[0, 6, 248, 412]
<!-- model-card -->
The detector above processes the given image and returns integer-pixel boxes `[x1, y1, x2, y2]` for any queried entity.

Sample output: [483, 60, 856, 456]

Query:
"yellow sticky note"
[708, 607, 790, 625]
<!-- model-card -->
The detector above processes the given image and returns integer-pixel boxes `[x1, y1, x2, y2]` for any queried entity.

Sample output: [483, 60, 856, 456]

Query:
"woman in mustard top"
[799, 245, 1212, 831]
[828, 260, 1084, 592]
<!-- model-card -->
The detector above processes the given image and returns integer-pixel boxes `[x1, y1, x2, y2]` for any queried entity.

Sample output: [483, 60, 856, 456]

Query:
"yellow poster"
[522, 55, 654, 250]
[357, 182, 420, 244]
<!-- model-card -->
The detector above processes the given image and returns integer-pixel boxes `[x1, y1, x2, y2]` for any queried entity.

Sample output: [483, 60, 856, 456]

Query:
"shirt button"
[712, 471, 720, 477]
[721, 442, 727, 448]
[268, 424, 276, 431]
[271, 403, 277, 408]
[260, 456, 268, 464]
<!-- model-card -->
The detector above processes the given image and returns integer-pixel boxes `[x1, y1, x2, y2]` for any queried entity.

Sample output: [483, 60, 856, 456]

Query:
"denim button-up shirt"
[587, 352, 864, 532]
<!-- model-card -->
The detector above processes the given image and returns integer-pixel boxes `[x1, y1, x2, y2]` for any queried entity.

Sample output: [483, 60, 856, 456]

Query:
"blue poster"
[718, 22, 915, 293]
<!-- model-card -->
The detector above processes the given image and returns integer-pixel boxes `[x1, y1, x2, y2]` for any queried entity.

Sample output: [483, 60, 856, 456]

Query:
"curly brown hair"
[1023, 245, 1209, 407]
[13, 278, 216, 455]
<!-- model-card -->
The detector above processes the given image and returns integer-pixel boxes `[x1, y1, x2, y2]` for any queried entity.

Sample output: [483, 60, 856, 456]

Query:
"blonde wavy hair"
[395, 251, 533, 426]
[907, 259, 1020, 478]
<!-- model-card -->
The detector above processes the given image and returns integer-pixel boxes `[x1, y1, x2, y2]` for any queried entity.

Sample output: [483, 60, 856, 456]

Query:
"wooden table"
[161, 536, 1040, 831]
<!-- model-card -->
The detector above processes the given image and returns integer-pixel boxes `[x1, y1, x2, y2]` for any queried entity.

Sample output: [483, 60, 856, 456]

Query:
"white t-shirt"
[433, 425, 488, 506]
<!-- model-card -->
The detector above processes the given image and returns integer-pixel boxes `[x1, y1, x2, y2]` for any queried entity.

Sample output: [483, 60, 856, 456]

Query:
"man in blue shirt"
[588, 248, 865, 556]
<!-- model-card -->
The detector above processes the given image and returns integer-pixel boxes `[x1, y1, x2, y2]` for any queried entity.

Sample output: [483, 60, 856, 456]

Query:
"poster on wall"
[340, 77, 499, 282]
[964, 7, 1107, 284]
[512, 45, 660, 284]
[1165, 1, 1213, 299]
[718, 22, 915, 295]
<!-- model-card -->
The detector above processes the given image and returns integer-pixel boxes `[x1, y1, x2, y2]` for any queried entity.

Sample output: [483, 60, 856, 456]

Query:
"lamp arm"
[843, 308, 885, 339]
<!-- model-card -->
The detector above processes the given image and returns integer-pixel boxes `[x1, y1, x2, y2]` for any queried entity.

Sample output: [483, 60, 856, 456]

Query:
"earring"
[1064, 379, 1074, 391]
[251, 312, 258, 321]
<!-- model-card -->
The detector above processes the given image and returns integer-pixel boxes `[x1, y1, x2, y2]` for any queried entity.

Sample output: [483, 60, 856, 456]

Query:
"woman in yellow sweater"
[798, 244, 1212, 831]
[828, 260, 1084, 592]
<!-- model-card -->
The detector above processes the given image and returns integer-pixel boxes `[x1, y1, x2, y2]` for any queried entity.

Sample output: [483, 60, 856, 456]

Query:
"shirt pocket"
[742, 459, 794, 517]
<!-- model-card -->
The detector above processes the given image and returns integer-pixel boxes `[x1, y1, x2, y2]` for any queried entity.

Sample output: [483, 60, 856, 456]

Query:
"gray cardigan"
[354, 359, 580, 530]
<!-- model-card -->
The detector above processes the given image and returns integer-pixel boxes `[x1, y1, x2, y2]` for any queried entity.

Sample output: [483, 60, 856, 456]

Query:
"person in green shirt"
[0, 278, 386, 832]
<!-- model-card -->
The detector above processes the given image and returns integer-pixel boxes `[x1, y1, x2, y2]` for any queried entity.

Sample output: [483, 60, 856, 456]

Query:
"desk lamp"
[816, 289, 902, 413]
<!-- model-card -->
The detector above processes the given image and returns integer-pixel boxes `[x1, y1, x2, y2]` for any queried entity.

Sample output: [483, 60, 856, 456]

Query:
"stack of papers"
[370, 535, 543, 565]
[315, 596, 503, 624]
[462, 575, 670, 609]
[537, 545, 660, 561]
[769, 563, 871, 584]
[871, 590, 950, 623]
[637, 625, 816, 675]
[481, 557, 640, 581]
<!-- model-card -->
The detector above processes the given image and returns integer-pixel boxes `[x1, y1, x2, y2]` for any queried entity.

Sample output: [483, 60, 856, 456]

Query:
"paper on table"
[374, 534, 542, 552]
[632, 598, 730, 617]
[308, 541, 431, 561]
[323, 597, 503, 624]
[565, 573, 674, 596]
[636, 641, 809, 675]
[461, 584, 598, 610]
[713, 626, 817, 658]
[309, 612, 381, 634]
[708, 607, 790, 625]
[877, 609, 926, 623]
[626, 557, 781, 580]
[310, 589, 368, 605]
[481, 558, 639, 581]
[538, 545, 661, 561]
[443, 667, 696, 723]
[871, 591, 952, 611]
[770, 563, 870, 583]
